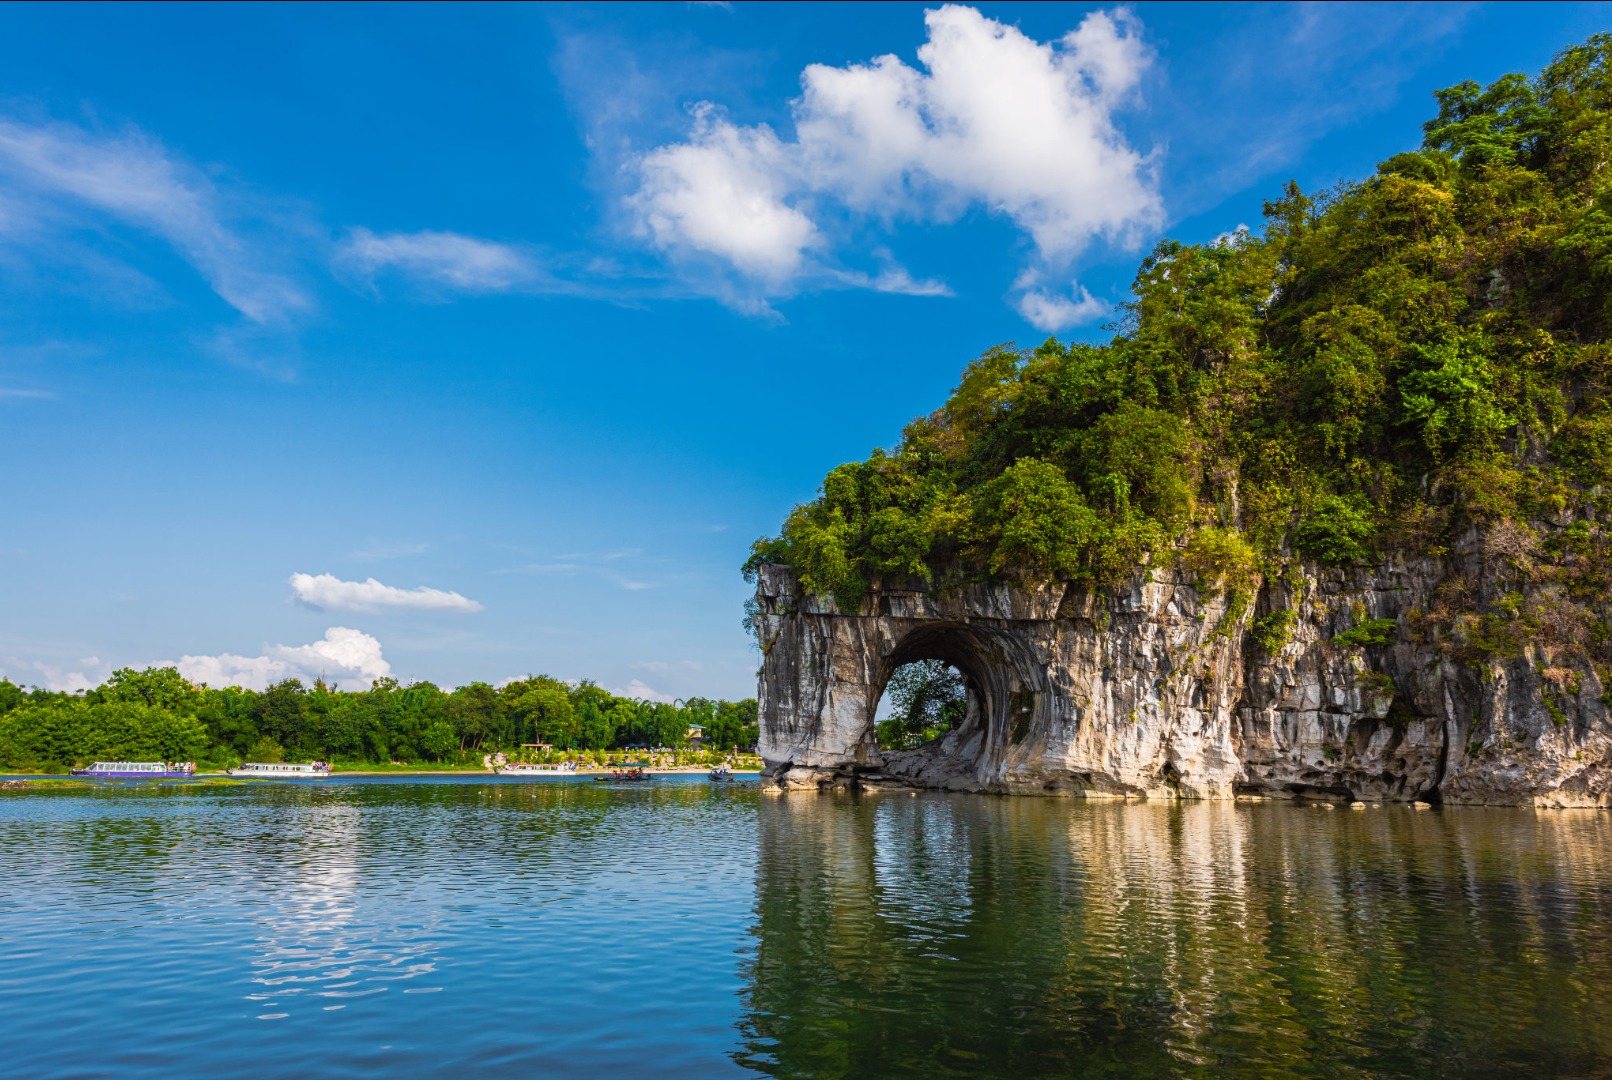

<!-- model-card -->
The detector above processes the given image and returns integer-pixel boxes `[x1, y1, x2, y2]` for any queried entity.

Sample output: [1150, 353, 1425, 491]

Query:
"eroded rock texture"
[752, 558, 1612, 806]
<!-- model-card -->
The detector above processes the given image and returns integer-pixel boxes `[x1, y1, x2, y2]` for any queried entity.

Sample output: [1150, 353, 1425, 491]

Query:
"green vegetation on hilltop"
[0, 667, 757, 772]
[747, 35, 1612, 656]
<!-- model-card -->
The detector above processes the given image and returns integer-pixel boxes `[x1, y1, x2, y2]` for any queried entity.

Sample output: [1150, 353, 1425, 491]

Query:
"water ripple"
[5, 782, 1612, 1077]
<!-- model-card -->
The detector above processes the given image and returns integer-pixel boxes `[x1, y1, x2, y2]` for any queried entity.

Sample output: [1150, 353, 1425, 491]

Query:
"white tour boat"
[224, 761, 332, 779]
[497, 761, 578, 776]
[72, 761, 194, 779]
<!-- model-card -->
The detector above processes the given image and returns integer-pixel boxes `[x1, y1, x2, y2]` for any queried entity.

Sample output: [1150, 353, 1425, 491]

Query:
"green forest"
[747, 35, 1612, 689]
[875, 659, 969, 750]
[0, 667, 758, 772]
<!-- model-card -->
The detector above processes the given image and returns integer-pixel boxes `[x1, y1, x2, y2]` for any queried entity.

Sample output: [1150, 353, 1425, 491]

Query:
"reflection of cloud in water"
[1, 780, 765, 1076]
[242, 803, 442, 1016]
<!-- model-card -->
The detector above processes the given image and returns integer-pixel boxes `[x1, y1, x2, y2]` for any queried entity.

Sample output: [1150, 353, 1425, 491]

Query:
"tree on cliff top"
[746, 34, 1612, 618]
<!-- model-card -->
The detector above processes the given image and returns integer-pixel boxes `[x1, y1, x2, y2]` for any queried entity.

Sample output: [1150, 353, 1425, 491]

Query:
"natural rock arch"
[872, 622, 1045, 786]
[751, 563, 1125, 795]
[749, 561, 1612, 805]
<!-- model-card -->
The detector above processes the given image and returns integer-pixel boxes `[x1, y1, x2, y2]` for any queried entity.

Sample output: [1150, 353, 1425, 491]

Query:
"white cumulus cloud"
[632, 104, 820, 283]
[177, 626, 392, 691]
[336, 228, 539, 292]
[626, 4, 1159, 313]
[290, 572, 484, 613]
[27, 660, 106, 693]
[1015, 283, 1108, 332]
[795, 5, 1157, 254]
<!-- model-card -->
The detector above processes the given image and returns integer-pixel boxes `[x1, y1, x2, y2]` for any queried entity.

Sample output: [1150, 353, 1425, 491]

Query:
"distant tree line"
[0, 667, 758, 771]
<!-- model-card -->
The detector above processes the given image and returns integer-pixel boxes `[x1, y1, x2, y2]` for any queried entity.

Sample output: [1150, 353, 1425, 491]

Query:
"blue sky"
[0, 1, 1604, 699]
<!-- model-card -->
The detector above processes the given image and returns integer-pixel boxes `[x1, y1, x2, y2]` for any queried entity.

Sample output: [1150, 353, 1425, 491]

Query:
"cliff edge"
[754, 543, 1612, 806]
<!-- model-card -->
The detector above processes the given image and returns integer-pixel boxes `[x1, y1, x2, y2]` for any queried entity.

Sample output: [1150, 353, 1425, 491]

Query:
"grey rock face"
[752, 559, 1612, 806]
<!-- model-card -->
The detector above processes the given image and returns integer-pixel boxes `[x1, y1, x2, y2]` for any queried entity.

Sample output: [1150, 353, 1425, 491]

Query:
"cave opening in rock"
[874, 659, 971, 751]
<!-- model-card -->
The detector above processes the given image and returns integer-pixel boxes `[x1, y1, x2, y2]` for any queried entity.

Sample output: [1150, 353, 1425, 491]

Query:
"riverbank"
[330, 765, 760, 777]
[0, 756, 765, 779]
[1, 767, 764, 787]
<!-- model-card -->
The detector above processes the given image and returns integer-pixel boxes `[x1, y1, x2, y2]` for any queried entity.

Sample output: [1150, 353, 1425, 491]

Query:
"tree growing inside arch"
[876, 660, 968, 751]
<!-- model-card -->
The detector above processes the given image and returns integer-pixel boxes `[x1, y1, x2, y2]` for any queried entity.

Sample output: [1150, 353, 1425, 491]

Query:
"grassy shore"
[2, 760, 766, 784]
[1, 754, 766, 778]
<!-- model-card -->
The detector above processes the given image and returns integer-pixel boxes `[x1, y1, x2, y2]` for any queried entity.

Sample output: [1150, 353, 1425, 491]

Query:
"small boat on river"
[498, 761, 578, 776]
[72, 761, 195, 779]
[709, 764, 735, 782]
[596, 765, 652, 783]
[224, 762, 332, 779]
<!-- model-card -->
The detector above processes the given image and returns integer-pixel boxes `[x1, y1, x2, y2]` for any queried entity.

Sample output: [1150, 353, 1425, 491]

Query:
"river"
[2, 777, 1609, 1077]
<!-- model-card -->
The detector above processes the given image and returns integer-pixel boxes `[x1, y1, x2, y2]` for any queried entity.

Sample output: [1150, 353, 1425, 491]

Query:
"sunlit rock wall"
[751, 555, 1612, 806]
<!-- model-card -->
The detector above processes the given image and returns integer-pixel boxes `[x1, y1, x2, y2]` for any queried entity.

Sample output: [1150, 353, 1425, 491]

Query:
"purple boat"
[71, 761, 195, 779]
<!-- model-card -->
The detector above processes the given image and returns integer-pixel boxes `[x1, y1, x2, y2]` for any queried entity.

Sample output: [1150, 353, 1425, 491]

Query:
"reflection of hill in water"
[10, 780, 1612, 1075]
[740, 796, 1612, 1077]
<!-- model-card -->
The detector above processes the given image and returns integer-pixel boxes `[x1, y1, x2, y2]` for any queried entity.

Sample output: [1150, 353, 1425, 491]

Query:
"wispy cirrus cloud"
[1139, 5, 1472, 221]
[0, 115, 312, 325]
[289, 572, 484, 613]
[634, 659, 702, 674]
[335, 227, 542, 294]
[0, 112, 576, 374]
[498, 548, 656, 591]
[507, 562, 654, 590]
[353, 539, 432, 561]
[835, 259, 951, 297]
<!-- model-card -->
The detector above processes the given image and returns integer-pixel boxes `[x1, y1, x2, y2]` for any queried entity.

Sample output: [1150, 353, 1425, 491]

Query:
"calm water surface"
[3, 778, 1611, 1077]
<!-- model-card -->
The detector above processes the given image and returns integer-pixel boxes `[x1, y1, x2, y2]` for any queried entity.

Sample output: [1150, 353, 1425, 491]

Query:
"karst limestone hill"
[747, 36, 1612, 804]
